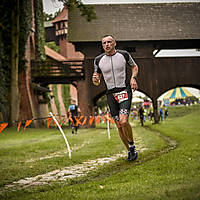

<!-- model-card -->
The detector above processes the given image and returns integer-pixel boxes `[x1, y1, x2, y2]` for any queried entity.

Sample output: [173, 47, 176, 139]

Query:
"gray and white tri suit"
[94, 50, 137, 121]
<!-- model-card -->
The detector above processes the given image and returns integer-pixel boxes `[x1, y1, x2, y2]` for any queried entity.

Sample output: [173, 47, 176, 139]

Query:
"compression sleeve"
[94, 57, 102, 74]
[127, 52, 137, 66]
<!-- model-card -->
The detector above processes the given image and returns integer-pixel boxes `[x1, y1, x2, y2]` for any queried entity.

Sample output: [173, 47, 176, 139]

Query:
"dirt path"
[4, 151, 128, 191]
[3, 134, 148, 192]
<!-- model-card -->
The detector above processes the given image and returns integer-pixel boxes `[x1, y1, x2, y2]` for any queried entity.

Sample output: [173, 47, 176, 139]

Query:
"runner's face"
[102, 36, 116, 55]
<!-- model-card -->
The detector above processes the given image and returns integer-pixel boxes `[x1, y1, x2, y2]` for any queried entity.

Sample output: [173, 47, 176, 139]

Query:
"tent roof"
[132, 97, 144, 103]
[163, 87, 193, 99]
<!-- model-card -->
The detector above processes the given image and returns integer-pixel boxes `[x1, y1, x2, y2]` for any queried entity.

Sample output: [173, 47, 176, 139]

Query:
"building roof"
[68, 3, 200, 42]
[44, 21, 53, 28]
[52, 6, 68, 23]
[44, 46, 67, 62]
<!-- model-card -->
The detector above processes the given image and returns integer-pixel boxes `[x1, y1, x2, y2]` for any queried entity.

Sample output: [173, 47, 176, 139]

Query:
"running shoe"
[127, 146, 138, 161]
[126, 151, 131, 161]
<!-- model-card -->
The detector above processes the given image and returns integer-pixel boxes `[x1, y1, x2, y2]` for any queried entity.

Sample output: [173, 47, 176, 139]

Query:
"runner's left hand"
[130, 77, 138, 91]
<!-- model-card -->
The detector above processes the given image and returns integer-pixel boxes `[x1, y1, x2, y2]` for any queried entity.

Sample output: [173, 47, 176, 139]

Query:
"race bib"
[113, 90, 128, 103]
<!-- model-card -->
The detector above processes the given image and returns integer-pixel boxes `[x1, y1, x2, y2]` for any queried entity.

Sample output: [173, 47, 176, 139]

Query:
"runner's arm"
[130, 63, 138, 91]
[93, 57, 102, 86]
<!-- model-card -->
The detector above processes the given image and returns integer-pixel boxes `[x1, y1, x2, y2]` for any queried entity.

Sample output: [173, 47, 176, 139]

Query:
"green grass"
[0, 105, 200, 200]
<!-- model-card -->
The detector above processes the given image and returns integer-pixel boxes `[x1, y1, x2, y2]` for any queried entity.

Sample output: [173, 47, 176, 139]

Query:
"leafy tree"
[10, 0, 20, 124]
[43, 10, 61, 21]
[53, 0, 97, 21]
[96, 95, 107, 111]
[0, 0, 12, 122]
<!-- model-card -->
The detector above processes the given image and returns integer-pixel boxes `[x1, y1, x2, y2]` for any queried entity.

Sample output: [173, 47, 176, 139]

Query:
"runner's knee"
[115, 121, 122, 129]
[120, 118, 128, 127]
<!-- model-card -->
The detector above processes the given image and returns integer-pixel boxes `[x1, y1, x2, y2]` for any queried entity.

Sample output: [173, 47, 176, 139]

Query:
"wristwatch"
[131, 76, 137, 80]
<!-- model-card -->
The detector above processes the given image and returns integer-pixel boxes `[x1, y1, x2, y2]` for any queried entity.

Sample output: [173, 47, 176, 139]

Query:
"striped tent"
[163, 87, 193, 100]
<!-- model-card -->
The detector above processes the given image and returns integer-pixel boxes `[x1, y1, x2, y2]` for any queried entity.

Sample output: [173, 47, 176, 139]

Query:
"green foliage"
[52, 85, 61, 115]
[43, 10, 61, 21]
[34, 0, 46, 60]
[19, 0, 32, 72]
[0, 0, 47, 123]
[96, 95, 108, 111]
[45, 41, 60, 53]
[0, 31, 10, 122]
[0, 0, 12, 122]
[0, 0, 33, 123]
[58, 0, 97, 21]
[61, 84, 71, 110]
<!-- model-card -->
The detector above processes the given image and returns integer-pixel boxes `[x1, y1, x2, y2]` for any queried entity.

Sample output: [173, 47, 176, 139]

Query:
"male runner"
[92, 35, 139, 161]
[68, 99, 81, 134]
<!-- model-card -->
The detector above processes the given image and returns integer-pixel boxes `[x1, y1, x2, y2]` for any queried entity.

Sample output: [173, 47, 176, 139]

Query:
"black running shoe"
[127, 146, 138, 161]
[126, 151, 131, 161]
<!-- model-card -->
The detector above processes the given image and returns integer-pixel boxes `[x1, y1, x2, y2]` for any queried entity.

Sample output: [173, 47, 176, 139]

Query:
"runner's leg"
[72, 117, 76, 134]
[107, 93, 129, 150]
[120, 114, 133, 143]
[119, 88, 134, 144]
[115, 120, 129, 150]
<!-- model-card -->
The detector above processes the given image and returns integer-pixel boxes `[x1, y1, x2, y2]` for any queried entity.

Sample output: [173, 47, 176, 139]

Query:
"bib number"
[113, 90, 128, 103]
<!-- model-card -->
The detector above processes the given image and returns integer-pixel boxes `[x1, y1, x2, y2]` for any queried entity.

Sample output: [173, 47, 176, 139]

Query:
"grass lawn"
[0, 105, 199, 200]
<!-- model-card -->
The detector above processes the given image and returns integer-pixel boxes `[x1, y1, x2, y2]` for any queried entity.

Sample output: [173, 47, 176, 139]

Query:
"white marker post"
[107, 120, 110, 140]
[49, 112, 71, 159]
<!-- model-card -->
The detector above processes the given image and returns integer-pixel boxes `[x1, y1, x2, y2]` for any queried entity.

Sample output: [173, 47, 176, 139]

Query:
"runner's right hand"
[92, 72, 100, 86]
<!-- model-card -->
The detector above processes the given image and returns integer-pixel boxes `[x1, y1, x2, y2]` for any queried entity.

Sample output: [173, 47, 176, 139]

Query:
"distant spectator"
[143, 109, 147, 122]
[138, 106, 144, 126]
[164, 108, 168, 120]
[160, 108, 163, 121]
[148, 110, 153, 122]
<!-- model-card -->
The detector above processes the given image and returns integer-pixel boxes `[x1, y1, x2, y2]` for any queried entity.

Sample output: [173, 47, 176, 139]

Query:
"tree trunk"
[10, 0, 20, 125]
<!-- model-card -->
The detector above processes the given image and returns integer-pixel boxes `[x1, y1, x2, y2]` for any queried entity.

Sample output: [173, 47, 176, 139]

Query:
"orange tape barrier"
[0, 114, 115, 133]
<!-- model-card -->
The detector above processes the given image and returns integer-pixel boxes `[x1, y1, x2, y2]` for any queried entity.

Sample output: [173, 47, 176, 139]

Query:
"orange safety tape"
[47, 117, 52, 128]
[101, 115, 106, 123]
[81, 116, 87, 126]
[104, 114, 112, 122]
[60, 116, 65, 126]
[24, 120, 32, 129]
[17, 121, 21, 132]
[74, 116, 82, 126]
[0, 123, 8, 133]
[89, 116, 94, 126]
[111, 118, 115, 124]
[95, 115, 101, 124]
